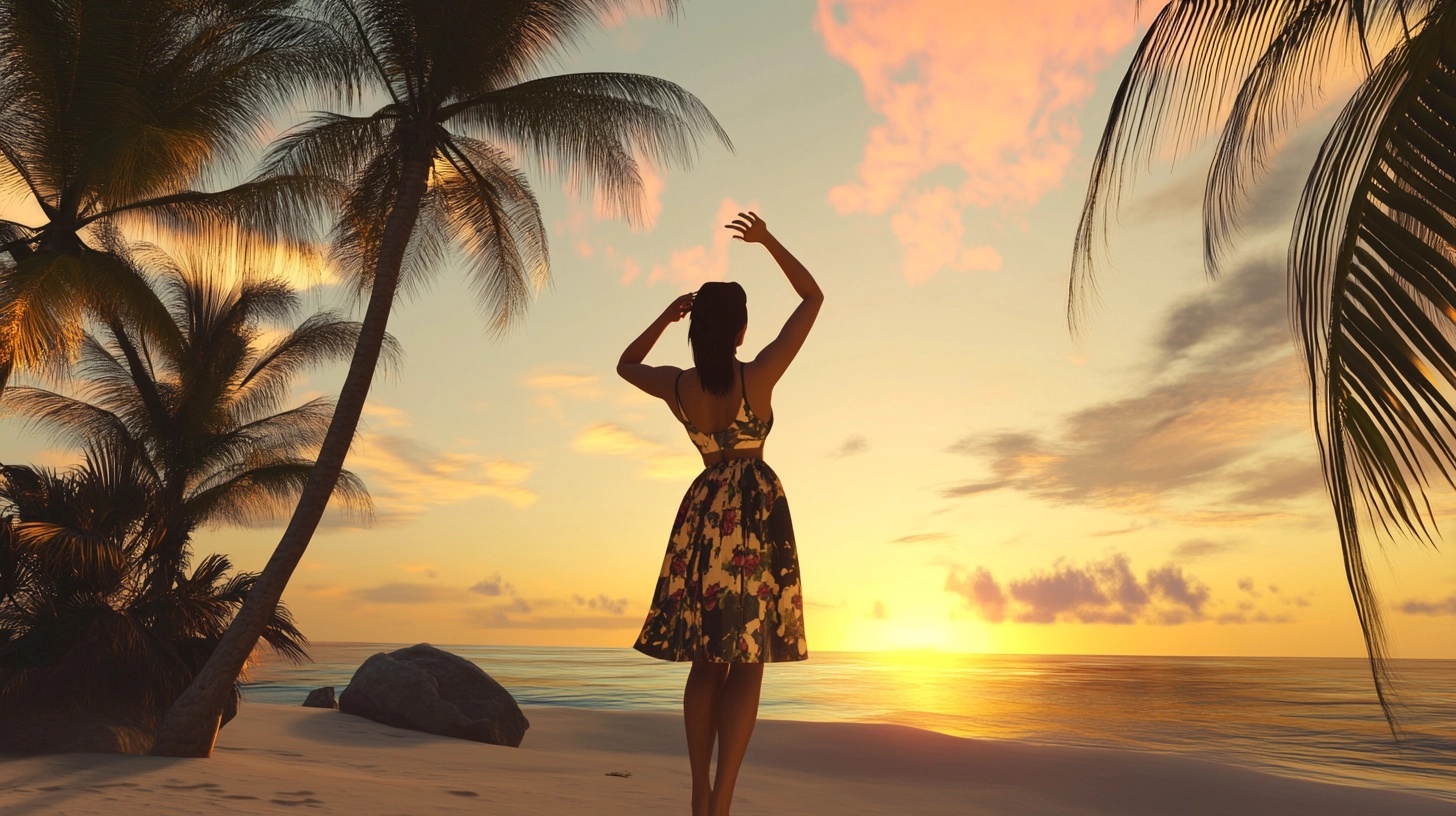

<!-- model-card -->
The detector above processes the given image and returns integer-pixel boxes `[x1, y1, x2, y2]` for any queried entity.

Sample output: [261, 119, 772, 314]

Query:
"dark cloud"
[946, 553, 1213, 625]
[945, 257, 1318, 519]
[945, 566, 1006, 623]
[464, 610, 633, 630]
[942, 481, 1005, 498]
[1215, 609, 1294, 624]
[833, 435, 869, 458]
[1091, 523, 1148, 538]
[1399, 596, 1456, 616]
[1224, 457, 1323, 505]
[1155, 257, 1290, 367]
[1172, 539, 1236, 560]
[892, 532, 951, 544]
[1238, 577, 1258, 595]
[470, 573, 514, 597]
[352, 582, 458, 604]
[574, 593, 629, 615]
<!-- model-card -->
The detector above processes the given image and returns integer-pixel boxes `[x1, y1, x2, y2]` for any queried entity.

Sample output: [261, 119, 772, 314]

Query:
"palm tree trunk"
[0, 358, 11, 404]
[148, 141, 436, 757]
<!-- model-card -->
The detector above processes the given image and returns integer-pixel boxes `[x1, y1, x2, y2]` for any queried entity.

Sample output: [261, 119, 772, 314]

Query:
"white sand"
[0, 704, 1447, 815]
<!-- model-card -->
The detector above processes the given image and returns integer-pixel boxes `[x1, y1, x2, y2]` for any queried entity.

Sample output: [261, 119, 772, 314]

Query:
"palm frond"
[439, 137, 549, 333]
[1069, 0, 1420, 327]
[443, 72, 730, 226]
[230, 312, 398, 422]
[0, 386, 131, 449]
[1290, 8, 1456, 729]
[186, 460, 372, 528]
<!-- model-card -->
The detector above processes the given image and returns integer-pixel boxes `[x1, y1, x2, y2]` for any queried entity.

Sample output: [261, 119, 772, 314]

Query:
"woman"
[617, 211, 822, 816]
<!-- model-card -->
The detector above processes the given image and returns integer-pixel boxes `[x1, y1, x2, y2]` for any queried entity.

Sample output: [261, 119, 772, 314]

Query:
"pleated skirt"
[634, 458, 808, 662]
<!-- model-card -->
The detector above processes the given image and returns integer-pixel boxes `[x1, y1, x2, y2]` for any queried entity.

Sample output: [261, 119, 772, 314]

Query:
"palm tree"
[152, 0, 730, 756]
[0, 0, 346, 399]
[3, 244, 380, 590]
[0, 449, 308, 753]
[1071, 1, 1456, 729]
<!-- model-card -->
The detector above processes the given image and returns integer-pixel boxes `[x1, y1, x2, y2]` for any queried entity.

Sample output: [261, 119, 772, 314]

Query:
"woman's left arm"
[617, 292, 695, 400]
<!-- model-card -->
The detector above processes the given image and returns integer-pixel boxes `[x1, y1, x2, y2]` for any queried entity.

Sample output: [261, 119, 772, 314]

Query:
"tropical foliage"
[153, 0, 730, 756]
[0, 0, 345, 397]
[0, 452, 306, 726]
[0, 247, 376, 733]
[1072, 0, 1456, 728]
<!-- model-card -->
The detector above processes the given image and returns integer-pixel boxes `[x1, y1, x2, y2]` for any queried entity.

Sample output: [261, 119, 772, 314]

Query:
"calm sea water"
[243, 645, 1456, 802]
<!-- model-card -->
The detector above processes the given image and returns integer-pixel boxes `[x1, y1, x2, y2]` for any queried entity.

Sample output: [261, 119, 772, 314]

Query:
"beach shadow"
[0, 753, 191, 815]
[279, 708, 495, 752]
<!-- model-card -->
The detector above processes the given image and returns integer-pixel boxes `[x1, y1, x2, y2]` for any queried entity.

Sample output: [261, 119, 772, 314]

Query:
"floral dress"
[634, 365, 808, 663]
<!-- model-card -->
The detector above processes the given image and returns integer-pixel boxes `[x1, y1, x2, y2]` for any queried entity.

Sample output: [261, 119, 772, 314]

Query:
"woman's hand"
[726, 211, 771, 244]
[660, 291, 695, 324]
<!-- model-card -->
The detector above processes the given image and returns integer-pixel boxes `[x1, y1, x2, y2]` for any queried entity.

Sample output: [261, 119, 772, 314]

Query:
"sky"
[3, 0, 1454, 658]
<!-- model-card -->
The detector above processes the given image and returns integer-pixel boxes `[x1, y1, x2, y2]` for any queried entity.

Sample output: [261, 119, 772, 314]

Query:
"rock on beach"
[338, 643, 529, 747]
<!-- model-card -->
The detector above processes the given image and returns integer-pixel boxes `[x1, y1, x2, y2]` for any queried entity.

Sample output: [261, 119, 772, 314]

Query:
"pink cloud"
[816, 0, 1139, 282]
[891, 187, 1002, 284]
[649, 198, 757, 287]
[599, 0, 668, 29]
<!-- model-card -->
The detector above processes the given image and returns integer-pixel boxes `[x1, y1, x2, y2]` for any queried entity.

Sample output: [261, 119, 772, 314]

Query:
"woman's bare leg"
[709, 663, 764, 816]
[684, 662, 729, 816]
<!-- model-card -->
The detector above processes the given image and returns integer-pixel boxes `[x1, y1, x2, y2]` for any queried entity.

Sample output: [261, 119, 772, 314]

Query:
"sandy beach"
[0, 704, 1447, 815]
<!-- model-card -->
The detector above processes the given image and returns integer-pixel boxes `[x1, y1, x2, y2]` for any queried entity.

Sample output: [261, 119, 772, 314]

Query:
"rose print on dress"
[635, 458, 807, 663]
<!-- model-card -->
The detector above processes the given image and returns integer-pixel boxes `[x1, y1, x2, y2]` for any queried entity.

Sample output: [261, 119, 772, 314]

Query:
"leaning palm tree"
[1071, 1, 1456, 729]
[0, 0, 346, 398]
[152, 0, 730, 756]
[0, 448, 309, 754]
[2, 244, 379, 589]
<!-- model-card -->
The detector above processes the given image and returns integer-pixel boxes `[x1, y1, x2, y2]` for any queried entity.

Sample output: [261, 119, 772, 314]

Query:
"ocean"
[242, 645, 1456, 803]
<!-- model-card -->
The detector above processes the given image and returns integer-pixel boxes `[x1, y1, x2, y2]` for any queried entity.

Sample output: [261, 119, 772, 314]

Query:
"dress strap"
[739, 360, 755, 415]
[673, 370, 689, 424]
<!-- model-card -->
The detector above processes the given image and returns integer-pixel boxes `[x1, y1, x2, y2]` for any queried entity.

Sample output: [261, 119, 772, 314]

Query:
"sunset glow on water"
[245, 644, 1456, 802]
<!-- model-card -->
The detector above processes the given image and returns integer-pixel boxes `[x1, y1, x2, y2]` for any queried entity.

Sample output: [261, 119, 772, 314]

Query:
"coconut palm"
[0, 0, 347, 399]
[1071, 1, 1456, 729]
[152, 0, 730, 756]
[0, 448, 308, 752]
[2, 244, 380, 590]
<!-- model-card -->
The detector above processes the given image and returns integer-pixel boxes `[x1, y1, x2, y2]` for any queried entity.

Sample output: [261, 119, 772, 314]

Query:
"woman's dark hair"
[688, 281, 747, 396]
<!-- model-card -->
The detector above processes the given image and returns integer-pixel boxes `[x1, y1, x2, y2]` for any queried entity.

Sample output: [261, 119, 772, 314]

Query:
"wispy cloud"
[815, 0, 1140, 283]
[351, 582, 461, 605]
[1172, 539, 1238, 560]
[334, 404, 536, 525]
[523, 367, 607, 419]
[892, 532, 950, 544]
[573, 422, 701, 480]
[1399, 596, 1456, 616]
[944, 257, 1321, 522]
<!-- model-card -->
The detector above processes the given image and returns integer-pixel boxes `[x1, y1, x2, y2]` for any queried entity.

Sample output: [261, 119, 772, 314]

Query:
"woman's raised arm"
[727, 212, 822, 386]
[616, 292, 695, 401]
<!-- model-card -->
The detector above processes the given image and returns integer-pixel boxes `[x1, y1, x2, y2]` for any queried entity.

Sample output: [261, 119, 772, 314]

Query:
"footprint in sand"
[163, 782, 220, 790]
[269, 798, 323, 807]
[222, 794, 259, 801]
[446, 791, 479, 797]
[89, 782, 139, 789]
[37, 786, 63, 792]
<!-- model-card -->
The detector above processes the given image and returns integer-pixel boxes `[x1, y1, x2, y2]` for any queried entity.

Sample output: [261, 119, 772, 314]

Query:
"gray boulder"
[302, 686, 337, 709]
[338, 644, 529, 747]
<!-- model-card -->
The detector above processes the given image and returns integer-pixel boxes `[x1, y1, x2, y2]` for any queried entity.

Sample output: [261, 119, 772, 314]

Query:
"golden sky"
[3, 1, 1454, 658]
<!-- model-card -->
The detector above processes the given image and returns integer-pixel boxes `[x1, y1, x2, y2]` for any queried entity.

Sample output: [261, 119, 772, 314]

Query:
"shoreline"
[1, 704, 1450, 815]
